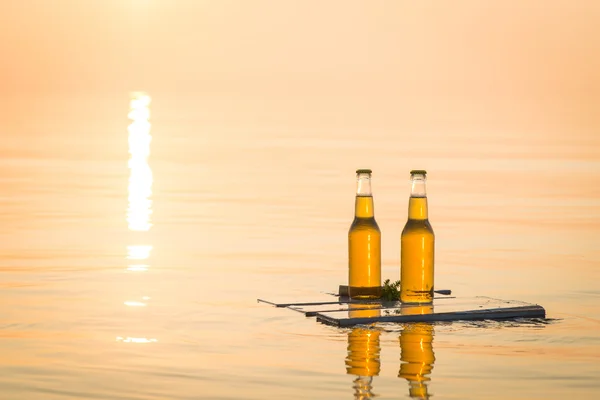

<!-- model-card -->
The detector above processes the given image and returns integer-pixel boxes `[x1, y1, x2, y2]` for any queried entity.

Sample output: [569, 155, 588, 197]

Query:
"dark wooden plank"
[338, 285, 451, 297]
[317, 305, 546, 327]
[315, 297, 546, 327]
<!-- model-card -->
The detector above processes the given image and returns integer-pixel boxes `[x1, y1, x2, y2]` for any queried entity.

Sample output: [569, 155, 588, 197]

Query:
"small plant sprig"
[381, 279, 401, 301]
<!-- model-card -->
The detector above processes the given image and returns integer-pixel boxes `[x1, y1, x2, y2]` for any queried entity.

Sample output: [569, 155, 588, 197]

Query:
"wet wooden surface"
[258, 290, 546, 326]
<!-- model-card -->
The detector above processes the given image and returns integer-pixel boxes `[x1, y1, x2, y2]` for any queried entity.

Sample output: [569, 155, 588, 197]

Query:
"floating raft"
[258, 285, 546, 327]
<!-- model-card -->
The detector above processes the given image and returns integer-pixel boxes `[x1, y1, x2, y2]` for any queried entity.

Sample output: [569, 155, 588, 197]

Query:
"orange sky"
[1, 1, 599, 139]
[1, 1, 598, 93]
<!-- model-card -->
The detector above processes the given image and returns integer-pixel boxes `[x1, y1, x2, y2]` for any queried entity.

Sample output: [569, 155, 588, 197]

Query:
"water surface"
[0, 93, 598, 399]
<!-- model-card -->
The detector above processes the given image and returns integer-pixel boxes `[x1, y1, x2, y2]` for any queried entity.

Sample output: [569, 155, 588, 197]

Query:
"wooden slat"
[338, 284, 451, 297]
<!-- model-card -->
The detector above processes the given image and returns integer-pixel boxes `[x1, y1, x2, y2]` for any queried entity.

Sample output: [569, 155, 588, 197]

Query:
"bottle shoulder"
[349, 217, 381, 232]
[401, 218, 434, 234]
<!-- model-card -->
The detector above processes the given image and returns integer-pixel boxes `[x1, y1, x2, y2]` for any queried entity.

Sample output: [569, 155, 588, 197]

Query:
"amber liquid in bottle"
[400, 171, 435, 303]
[348, 170, 382, 299]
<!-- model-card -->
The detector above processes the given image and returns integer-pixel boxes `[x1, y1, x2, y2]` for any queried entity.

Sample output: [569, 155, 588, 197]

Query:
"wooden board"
[315, 296, 546, 327]
[257, 286, 546, 326]
[338, 285, 452, 297]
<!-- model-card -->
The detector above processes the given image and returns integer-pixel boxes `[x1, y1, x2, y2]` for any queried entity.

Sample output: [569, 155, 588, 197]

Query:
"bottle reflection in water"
[345, 305, 381, 399]
[398, 321, 435, 399]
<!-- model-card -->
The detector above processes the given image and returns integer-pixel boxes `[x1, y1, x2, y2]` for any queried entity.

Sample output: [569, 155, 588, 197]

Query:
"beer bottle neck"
[355, 173, 374, 218]
[408, 174, 428, 220]
[410, 175, 427, 197]
[357, 174, 372, 196]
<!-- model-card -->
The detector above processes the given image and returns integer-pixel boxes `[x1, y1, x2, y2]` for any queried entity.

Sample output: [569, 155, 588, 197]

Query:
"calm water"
[0, 93, 599, 399]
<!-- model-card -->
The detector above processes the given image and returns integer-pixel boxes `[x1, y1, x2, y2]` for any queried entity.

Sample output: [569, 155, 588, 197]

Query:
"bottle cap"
[410, 169, 427, 176]
[356, 169, 372, 174]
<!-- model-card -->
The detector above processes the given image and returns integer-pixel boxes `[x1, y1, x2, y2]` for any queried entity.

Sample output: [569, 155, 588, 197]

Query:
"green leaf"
[381, 279, 401, 301]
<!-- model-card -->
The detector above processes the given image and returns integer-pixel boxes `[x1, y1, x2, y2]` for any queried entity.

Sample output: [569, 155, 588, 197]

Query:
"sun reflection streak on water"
[124, 301, 147, 307]
[127, 92, 153, 232]
[120, 92, 156, 344]
[116, 337, 158, 344]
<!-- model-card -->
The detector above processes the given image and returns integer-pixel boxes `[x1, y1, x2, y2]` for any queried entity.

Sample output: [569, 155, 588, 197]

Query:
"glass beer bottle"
[400, 170, 435, 303]
[348, 169, 382, 299]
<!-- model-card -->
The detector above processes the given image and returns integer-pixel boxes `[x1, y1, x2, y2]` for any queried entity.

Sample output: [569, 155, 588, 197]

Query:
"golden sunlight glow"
[127, 245, 153, 260]
[127, 92, 153, 232]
